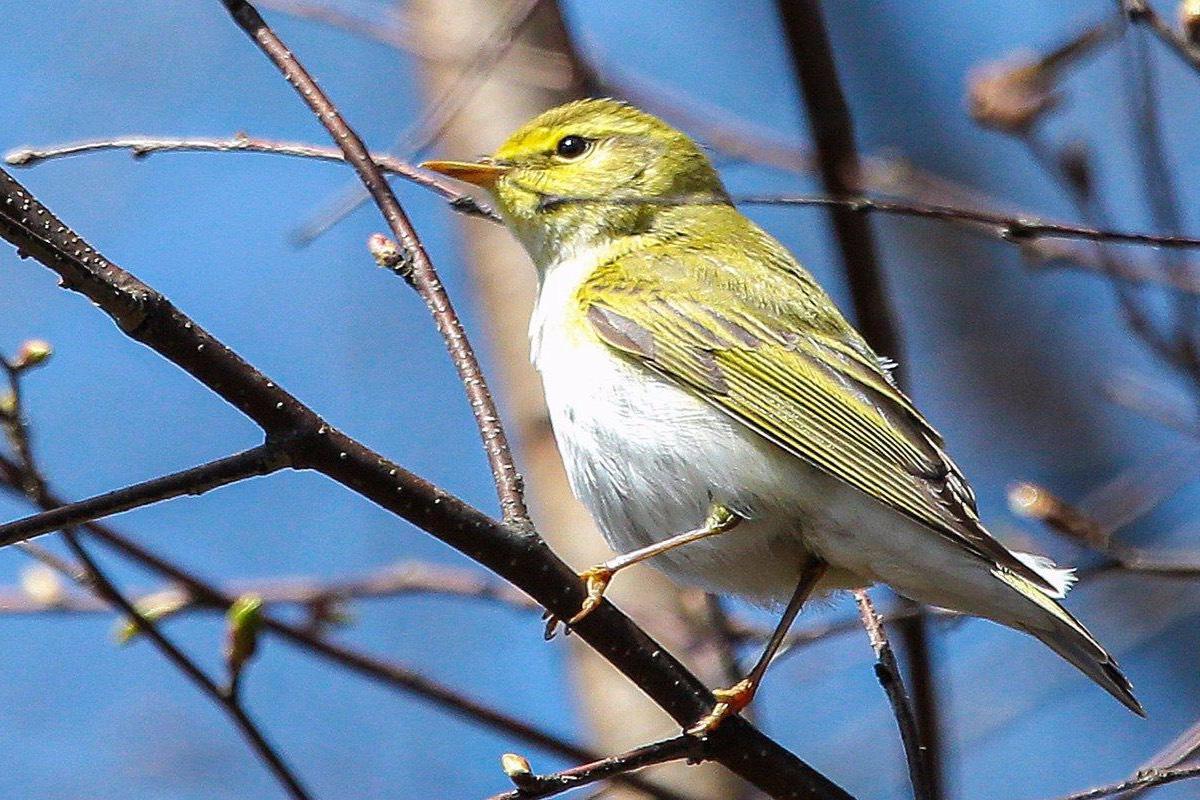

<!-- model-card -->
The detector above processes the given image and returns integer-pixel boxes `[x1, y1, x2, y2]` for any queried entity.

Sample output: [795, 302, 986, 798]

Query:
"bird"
[421, 98, 1143, 732]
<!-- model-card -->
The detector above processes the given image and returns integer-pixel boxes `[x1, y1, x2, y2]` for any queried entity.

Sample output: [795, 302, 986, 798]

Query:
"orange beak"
[419, 159, 509, 189]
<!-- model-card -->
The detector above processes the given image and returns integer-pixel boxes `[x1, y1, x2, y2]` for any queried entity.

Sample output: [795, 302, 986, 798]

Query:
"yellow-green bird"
[422, 98, 1142, 731]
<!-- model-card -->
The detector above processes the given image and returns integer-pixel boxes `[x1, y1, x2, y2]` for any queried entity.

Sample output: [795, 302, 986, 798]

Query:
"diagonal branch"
[854, 591, 933, 800]
[219, 0, 529, 526]
[0, 451, 689, 800]
[0, 443, 287, 548]
[58, 529, 313, 799]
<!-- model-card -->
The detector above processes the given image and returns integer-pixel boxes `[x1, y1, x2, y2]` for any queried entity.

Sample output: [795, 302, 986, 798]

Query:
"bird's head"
[421, 99, 729, 262]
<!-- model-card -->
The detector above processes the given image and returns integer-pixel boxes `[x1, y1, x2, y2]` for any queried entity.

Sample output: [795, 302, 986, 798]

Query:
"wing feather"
[581, 250, 1054, 592]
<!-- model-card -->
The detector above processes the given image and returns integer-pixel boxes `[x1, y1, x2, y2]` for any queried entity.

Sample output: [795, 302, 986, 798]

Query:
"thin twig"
[1047, 763, 1200, 800]
[0, 443, 286, 548]
[3, 135, 499, 221]
[291, 0, 546, 244]
[252, 0, 572, 89]
[218, 0, 530, 526]
[735, 195, 1200, 250]
[0, 453, 686, 800]
[2, 352, 311, 799]
[854, 591, 933, 800]
[487, 735, 705, 800]
[13, 136, 1200, 251]
[1123, 0, 1200, 74]
[59, 530, 313, 799]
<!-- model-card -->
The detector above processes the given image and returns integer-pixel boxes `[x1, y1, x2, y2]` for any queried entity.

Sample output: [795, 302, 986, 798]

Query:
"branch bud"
[1008, 482, 1107, 550]
[113, 589, 190, 644]
[368, 233, 413, 281]
[225, 594, 265, 674]
[500, 753, 538, 789]
[13, 339, 53, 370]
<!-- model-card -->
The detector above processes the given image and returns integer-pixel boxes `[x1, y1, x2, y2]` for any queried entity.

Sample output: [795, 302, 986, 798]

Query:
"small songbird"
[422, 98, 1142, 731]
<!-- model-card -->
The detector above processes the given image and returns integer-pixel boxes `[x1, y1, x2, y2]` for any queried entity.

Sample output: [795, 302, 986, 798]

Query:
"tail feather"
[993, 567, 1145, 716]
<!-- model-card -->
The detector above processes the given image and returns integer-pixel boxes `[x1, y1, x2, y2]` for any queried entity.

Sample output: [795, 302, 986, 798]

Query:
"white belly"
[528, 253, 865, 603]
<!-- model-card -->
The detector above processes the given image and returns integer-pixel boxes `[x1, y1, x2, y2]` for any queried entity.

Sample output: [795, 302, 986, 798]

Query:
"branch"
[1124, 0, 1200, 74]
[251, 0, 572, 90]
[4, 135, 500, 223]
[853, 591, 933, 800]
[2, 353, 311, 798]
[14, 136, 1200, 252]
[488, 735, 704, 800]
[57, 529, 313, 799]
[0, 453, 683, 800]
[219, 0, 529, 525]
[1047, 763, 1200, 800]
[735, 195, 1200, 250]
[0, 443, 286, 547]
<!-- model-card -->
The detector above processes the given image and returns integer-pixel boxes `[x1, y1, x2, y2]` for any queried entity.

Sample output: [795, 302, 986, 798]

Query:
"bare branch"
[217, 0, 530, 525]
[0, 17, 852, 800]
[4, 135, 500, 223]
[1124, 0, 1200, 74]
[1047, 763, 1200, 800]
[854, 591, 933, 800]
[736, 194, 1200, 250]
[0, 443, 286, 548]
[774, 1, 940, 793]
[488, 735, 705, 800]
[0, 453, 684, 799]
[15, 136, 1200, 253]
[59, 530, 313, 799]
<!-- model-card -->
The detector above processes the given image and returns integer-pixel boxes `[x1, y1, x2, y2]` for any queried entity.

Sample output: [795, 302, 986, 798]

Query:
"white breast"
[529, 253, 819, 601]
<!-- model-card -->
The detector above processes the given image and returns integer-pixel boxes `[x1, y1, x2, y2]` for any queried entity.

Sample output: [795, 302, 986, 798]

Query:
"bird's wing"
[580, 250, 1056, 592]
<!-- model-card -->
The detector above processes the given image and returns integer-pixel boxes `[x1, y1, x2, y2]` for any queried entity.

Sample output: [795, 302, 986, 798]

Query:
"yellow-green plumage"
[422, 98, 1142, 716]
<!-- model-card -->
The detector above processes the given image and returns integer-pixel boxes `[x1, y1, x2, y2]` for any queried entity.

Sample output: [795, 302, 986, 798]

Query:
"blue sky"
[2, 1, 1200, 798]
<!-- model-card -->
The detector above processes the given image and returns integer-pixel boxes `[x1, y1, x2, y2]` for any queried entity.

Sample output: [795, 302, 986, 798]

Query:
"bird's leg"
[568, 504, 741, 625]
[689, 556, 828, 736]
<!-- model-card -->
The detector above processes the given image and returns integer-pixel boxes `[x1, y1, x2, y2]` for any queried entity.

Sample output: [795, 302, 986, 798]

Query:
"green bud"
[113, 590, 189, 644]
[13, 339, 53, 370]
[225, 594, 264, 673]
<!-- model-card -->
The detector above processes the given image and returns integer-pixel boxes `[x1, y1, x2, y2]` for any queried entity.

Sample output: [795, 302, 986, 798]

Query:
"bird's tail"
[992, 565, 1145, 716]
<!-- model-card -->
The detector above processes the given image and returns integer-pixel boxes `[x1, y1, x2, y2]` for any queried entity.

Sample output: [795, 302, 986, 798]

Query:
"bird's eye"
[554, 135, 591, 159]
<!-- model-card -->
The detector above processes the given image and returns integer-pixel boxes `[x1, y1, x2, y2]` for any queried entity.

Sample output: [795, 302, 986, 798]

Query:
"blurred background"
[3, 1, 1200, 798]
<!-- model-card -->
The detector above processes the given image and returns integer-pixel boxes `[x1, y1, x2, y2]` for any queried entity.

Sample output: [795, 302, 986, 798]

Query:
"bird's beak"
[419, 159, 510, 189]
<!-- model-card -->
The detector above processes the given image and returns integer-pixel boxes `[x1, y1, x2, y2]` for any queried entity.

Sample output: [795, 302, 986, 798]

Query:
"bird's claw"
[687, 679, 756, 736]
[568, 565, 614, 624]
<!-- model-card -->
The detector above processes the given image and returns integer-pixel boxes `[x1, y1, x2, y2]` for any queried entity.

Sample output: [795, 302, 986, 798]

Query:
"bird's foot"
[568, 565, 614, 624]
[687, 678, 756, 736]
